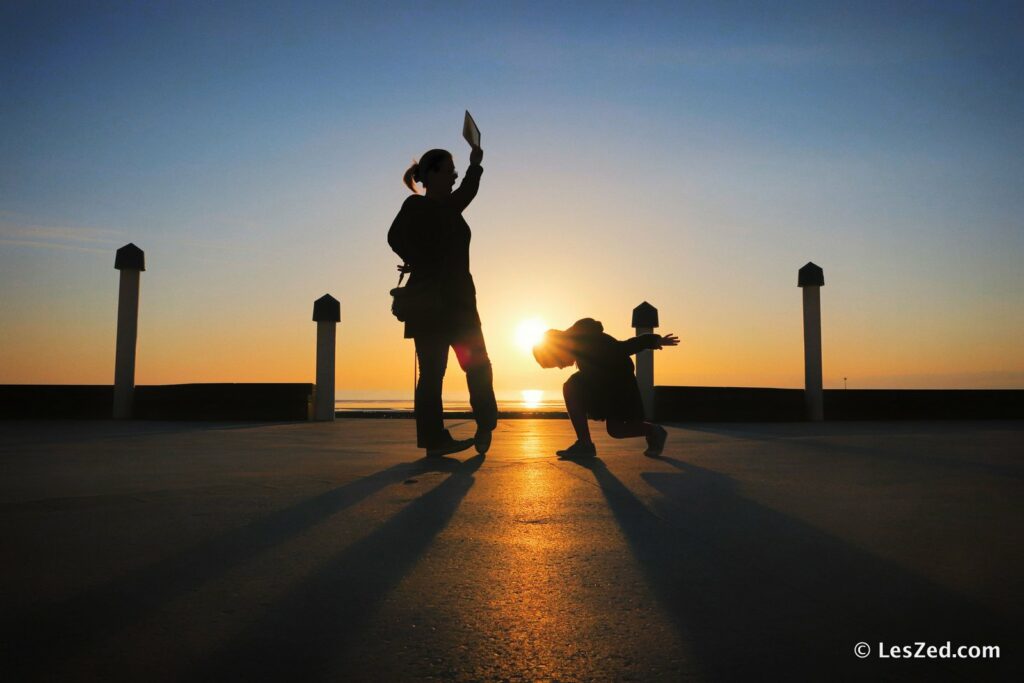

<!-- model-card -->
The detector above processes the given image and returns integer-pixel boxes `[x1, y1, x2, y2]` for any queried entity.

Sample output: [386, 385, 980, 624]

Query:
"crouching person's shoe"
[643, 425, 668, 457]
[556, 440, 597, 458]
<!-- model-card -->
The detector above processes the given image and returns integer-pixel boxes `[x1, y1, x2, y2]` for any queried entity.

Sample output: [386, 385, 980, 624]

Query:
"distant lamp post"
[632, 301, 659, 420]
[312, 294, 341, 421]
[798, 262, 825, 421]
[113, 243, 145, 419]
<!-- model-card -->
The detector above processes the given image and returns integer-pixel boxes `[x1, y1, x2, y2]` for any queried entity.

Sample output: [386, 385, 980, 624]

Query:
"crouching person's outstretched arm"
[621, 333, 680, 356]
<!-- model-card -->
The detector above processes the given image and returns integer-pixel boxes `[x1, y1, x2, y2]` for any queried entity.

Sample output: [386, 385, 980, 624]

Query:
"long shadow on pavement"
[564, 455, 1014, 681]
[190, 452, 484, 681]
[2, 456, 462, 677]
[0, 420, 308, 449]
[680, 422, 1024, 481]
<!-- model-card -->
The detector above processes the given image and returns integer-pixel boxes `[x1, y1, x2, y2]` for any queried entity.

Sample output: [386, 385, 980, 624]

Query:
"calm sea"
[334, 398, 564, 414]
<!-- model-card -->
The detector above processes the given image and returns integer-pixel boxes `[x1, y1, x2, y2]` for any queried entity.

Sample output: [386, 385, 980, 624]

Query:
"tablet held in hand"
[463, 110, 481, 148]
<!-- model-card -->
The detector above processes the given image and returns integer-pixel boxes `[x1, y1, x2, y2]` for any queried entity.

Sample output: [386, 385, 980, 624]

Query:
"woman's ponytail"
[402, 160, 420, 194]
[402, 149, 451, 194]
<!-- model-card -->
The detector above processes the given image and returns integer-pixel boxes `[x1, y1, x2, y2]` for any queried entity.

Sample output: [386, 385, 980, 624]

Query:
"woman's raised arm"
[451, 146, 484, 213]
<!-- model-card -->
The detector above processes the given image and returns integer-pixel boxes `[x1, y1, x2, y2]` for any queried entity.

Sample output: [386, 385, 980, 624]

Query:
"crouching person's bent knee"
[562, 372, 587, 398]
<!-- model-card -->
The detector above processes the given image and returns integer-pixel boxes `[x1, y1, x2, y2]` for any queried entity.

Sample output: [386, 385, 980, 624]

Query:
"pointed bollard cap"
[798, 262, 824, 287]
[631, 301, 659, 328]
[114, 243, 145, 271]
[312, 294, 341, 322]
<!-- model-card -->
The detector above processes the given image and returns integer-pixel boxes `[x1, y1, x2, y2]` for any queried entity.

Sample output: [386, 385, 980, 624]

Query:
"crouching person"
[532, 318, 679, 458]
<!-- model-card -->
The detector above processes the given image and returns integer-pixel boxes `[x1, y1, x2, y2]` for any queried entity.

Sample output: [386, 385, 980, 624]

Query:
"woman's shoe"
[474, 429, 493, 454]
[426, 437, 475, 458]
[556, 440, 597, 458]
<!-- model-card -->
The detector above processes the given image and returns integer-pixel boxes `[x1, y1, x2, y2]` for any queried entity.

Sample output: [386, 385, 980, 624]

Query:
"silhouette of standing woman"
[388, 145, 497, 457]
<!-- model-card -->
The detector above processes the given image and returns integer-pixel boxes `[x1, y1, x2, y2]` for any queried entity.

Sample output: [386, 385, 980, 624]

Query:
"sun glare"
[521, 389, 544, 409]
[515, 318, 548, 353]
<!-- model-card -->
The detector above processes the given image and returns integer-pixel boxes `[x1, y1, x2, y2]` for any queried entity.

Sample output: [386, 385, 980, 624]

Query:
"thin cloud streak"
[0, 239, 109, 255]
[0, 224, 267, 258]
[0, 223, 125, 244]
[0, 224, 125, 256]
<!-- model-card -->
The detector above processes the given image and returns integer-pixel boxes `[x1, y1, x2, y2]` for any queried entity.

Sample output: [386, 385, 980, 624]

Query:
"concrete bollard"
[312, 294, 341, 421]
[632, 301, 659, 420]
[798, 262, 825, 421]
[113, 244, 145, 419]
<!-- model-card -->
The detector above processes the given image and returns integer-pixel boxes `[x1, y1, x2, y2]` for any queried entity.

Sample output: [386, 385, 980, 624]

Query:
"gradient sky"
[2, 0, 1022, 399]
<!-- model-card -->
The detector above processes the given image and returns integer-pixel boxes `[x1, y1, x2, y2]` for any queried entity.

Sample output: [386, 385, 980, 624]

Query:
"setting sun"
[520, 389, 544, 408]
[515, 318, 548, 353]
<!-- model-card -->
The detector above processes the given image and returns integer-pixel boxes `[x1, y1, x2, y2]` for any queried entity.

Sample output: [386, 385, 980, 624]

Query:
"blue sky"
[2, 1, 1022, 392]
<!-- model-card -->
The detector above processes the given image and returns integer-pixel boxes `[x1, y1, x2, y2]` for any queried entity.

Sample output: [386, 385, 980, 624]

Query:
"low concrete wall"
[823, 389, 1024, 420]
[654, 387, 804, 422]
[6, 384, 1022, 422]
[1, 384, 314, 421]
[134, 384, 313, 421]
[0, 385, 115, 419]
[655, 386, 1024, 422]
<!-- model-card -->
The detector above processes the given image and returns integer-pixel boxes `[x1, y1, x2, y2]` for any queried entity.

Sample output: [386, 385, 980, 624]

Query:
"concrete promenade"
[1, 419, 1020, 681]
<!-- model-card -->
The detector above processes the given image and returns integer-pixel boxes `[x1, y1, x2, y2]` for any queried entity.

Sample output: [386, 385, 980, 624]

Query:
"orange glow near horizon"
[2, 296, 1022, 393]
[1, 256, 1022, 393]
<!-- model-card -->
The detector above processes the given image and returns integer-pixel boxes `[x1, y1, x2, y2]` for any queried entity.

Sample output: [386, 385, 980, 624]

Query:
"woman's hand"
[656, 333, 680, 349]
[469, 145, 483, 166]
[397, 264, 413, 274]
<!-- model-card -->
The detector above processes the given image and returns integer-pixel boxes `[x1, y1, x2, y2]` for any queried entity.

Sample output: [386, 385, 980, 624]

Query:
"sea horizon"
[334, 396, 565, 413]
